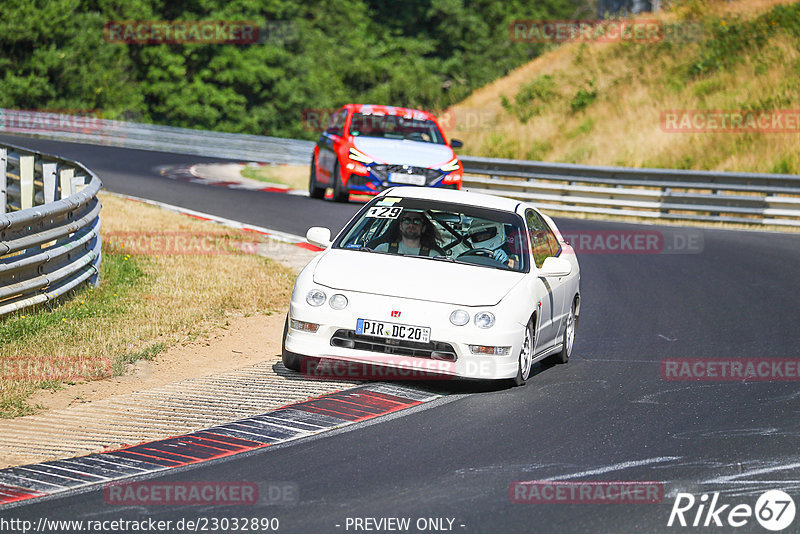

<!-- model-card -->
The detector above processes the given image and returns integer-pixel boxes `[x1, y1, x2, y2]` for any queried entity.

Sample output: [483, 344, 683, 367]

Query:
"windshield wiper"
[358, 245, 375, 252]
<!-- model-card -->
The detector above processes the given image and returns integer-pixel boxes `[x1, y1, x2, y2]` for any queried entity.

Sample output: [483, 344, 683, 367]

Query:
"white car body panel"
[313, 249, 524, 306]
[353, 137, 454, 167]
[284, 187, 581, 381]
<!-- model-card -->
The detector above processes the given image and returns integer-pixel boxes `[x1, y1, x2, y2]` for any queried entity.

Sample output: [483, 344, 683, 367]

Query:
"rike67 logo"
[668, 490, 796, 531]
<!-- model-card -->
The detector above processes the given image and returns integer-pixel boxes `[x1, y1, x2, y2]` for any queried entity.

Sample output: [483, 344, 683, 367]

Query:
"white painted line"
[104, 191, 314, 247]
[547, 456, 682, 481]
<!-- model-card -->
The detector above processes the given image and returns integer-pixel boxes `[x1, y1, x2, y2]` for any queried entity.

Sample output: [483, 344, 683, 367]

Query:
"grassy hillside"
[444, 0, 800, 174]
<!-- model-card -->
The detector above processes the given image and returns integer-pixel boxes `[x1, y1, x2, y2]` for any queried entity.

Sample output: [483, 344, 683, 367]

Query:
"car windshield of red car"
[349, 113, 445, 144]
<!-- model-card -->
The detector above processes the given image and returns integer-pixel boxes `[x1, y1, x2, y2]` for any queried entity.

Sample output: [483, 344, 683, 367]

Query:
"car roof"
[379, 187, 524, 213]
[343, 104, 437, 122]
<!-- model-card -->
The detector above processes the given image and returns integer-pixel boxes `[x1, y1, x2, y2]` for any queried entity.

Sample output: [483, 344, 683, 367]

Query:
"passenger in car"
[374, 211, 443, 256]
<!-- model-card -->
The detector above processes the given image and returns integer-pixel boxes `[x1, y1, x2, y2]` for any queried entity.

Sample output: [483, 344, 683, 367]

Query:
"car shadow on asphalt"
[271, 358, 559, 395]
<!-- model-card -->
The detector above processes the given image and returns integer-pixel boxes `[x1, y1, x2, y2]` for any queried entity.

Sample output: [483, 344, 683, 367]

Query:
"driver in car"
[468, 219, 517, 269]
[375, 211, 442, 256]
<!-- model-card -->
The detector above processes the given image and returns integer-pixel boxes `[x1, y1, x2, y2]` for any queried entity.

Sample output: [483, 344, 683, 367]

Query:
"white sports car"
[282, 187, 580, 385]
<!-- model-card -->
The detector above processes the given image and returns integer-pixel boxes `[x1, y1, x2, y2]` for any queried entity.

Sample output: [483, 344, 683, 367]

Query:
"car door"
[317, 108, 347, 184]
[538, 211, 570, 341]
[525, 209, 567, 353]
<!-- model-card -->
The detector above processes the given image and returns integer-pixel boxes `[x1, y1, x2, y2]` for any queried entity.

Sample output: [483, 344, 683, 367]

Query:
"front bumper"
[344, 165, 461, 194]
[285, 292, 522, 381]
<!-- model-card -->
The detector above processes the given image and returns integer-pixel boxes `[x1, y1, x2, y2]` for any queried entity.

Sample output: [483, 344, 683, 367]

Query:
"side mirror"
[450, 139, 463, 148]
[538, 256, 572, 277]
[306, 227, 332, 249]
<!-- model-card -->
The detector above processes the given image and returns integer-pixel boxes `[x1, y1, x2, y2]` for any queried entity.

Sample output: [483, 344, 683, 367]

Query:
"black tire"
[308, 156, 325, 199]
[331, 163, 349, 203]
[513, 318, 535, 386]
[551, 298, 577, 364]
[281, 316, 302, 372]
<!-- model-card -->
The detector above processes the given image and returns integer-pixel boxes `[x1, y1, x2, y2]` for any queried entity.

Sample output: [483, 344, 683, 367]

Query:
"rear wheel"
[513, 318, 535, 386]
[308, 157, 325, 199]
[551, 299, 577, 364]
[281, 316, 302, 372]
[331, 163, 349, 203]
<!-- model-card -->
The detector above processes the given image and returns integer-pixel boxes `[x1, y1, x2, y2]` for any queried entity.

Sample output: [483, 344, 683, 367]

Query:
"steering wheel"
[458, 248, 495, 259]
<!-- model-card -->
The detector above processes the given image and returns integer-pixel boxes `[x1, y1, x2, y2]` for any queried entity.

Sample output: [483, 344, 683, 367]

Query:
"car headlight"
[349, 147, 373, 164]
[439, 158, 460, 172]
[306, 289, 326, 307]
[329, 294, 348, 310]
[474, 312, 495, 329]
[449, 310, 469, 326]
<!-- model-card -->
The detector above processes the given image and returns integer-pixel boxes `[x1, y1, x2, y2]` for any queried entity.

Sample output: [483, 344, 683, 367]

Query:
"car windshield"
[334, 197, 529, 272]
[348, 113, 445, 144]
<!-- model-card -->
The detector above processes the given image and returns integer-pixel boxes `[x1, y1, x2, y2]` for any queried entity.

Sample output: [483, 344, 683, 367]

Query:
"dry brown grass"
[0, 193, 295, 417]
[443, 0, 800, 175]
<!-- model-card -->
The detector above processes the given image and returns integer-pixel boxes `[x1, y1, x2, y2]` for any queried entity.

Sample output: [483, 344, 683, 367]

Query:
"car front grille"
[330, 329, 457, 361]
[346, 174, 370, 186]
[370, 164, 444, 184]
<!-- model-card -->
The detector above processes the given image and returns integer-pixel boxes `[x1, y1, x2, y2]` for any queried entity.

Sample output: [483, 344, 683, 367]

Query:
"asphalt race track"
[2, 133, 800, 533]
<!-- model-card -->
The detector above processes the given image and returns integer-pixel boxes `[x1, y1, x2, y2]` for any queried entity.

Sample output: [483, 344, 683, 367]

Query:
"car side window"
[326, 110, 347, 136]
[525, 209, 558, 268]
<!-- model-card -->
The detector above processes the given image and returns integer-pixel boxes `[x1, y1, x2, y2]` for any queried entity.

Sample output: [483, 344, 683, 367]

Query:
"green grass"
[112, 342, 167, 376]
[0, 252, 144, 345]
[0, 251, 147, 418]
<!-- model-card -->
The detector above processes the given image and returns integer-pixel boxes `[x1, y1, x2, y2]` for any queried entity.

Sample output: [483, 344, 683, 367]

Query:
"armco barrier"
[0, 142, 102, 317]
[460, 156, 800, 227]
[0, 108, 315, 165]
[3, 108, 798, 227]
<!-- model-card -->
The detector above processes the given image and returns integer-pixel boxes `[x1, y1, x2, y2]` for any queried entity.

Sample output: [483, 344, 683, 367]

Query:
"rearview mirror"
[538, 256, 572, 277]
[450, 139, 463, 148]
[306, 227, 332, 249]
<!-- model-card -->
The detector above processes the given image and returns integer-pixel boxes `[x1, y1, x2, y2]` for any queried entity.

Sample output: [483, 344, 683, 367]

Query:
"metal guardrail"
[4, 109, 799, 227]
[0, 109, 315, 165]
[460, 156, 800, 227]
[1, 142, 102, 317]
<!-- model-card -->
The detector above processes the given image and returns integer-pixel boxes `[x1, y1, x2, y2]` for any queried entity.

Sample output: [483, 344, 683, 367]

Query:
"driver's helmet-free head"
[468, 219, 505, 250]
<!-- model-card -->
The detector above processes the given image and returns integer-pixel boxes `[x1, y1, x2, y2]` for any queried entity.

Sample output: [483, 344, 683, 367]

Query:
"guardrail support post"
[42, 163, 57, 204]
[59, 168, 74, 199]
[0, 148, 6, 214]
[20, 155, 34, 209]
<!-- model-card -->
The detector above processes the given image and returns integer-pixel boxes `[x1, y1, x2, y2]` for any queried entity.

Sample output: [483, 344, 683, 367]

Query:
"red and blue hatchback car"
[309, 104, 463, 202]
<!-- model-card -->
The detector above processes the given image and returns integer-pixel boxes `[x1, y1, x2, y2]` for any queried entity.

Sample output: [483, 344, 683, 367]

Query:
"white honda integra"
[282, 187, 580, 385]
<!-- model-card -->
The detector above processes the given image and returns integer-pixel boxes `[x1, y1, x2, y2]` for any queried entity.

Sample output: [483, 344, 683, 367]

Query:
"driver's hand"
[493, 249, 509, 263]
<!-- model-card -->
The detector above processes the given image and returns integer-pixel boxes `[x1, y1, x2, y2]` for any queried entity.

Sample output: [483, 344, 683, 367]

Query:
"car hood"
[312, 249, 523, 306]
[353, 137, 454, 168]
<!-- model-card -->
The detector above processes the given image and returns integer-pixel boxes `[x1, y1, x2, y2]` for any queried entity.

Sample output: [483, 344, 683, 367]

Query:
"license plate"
[356, 319, 431, 343]
[389, 173, 426, 186]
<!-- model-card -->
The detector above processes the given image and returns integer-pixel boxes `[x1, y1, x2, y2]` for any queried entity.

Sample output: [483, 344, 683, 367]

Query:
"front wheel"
[331, 164, 349, 203]
[513, 318, 535, 386]
[308, 156, 325, 199]
[281, 316, 302, 372]
[551, 299, 577, 364]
